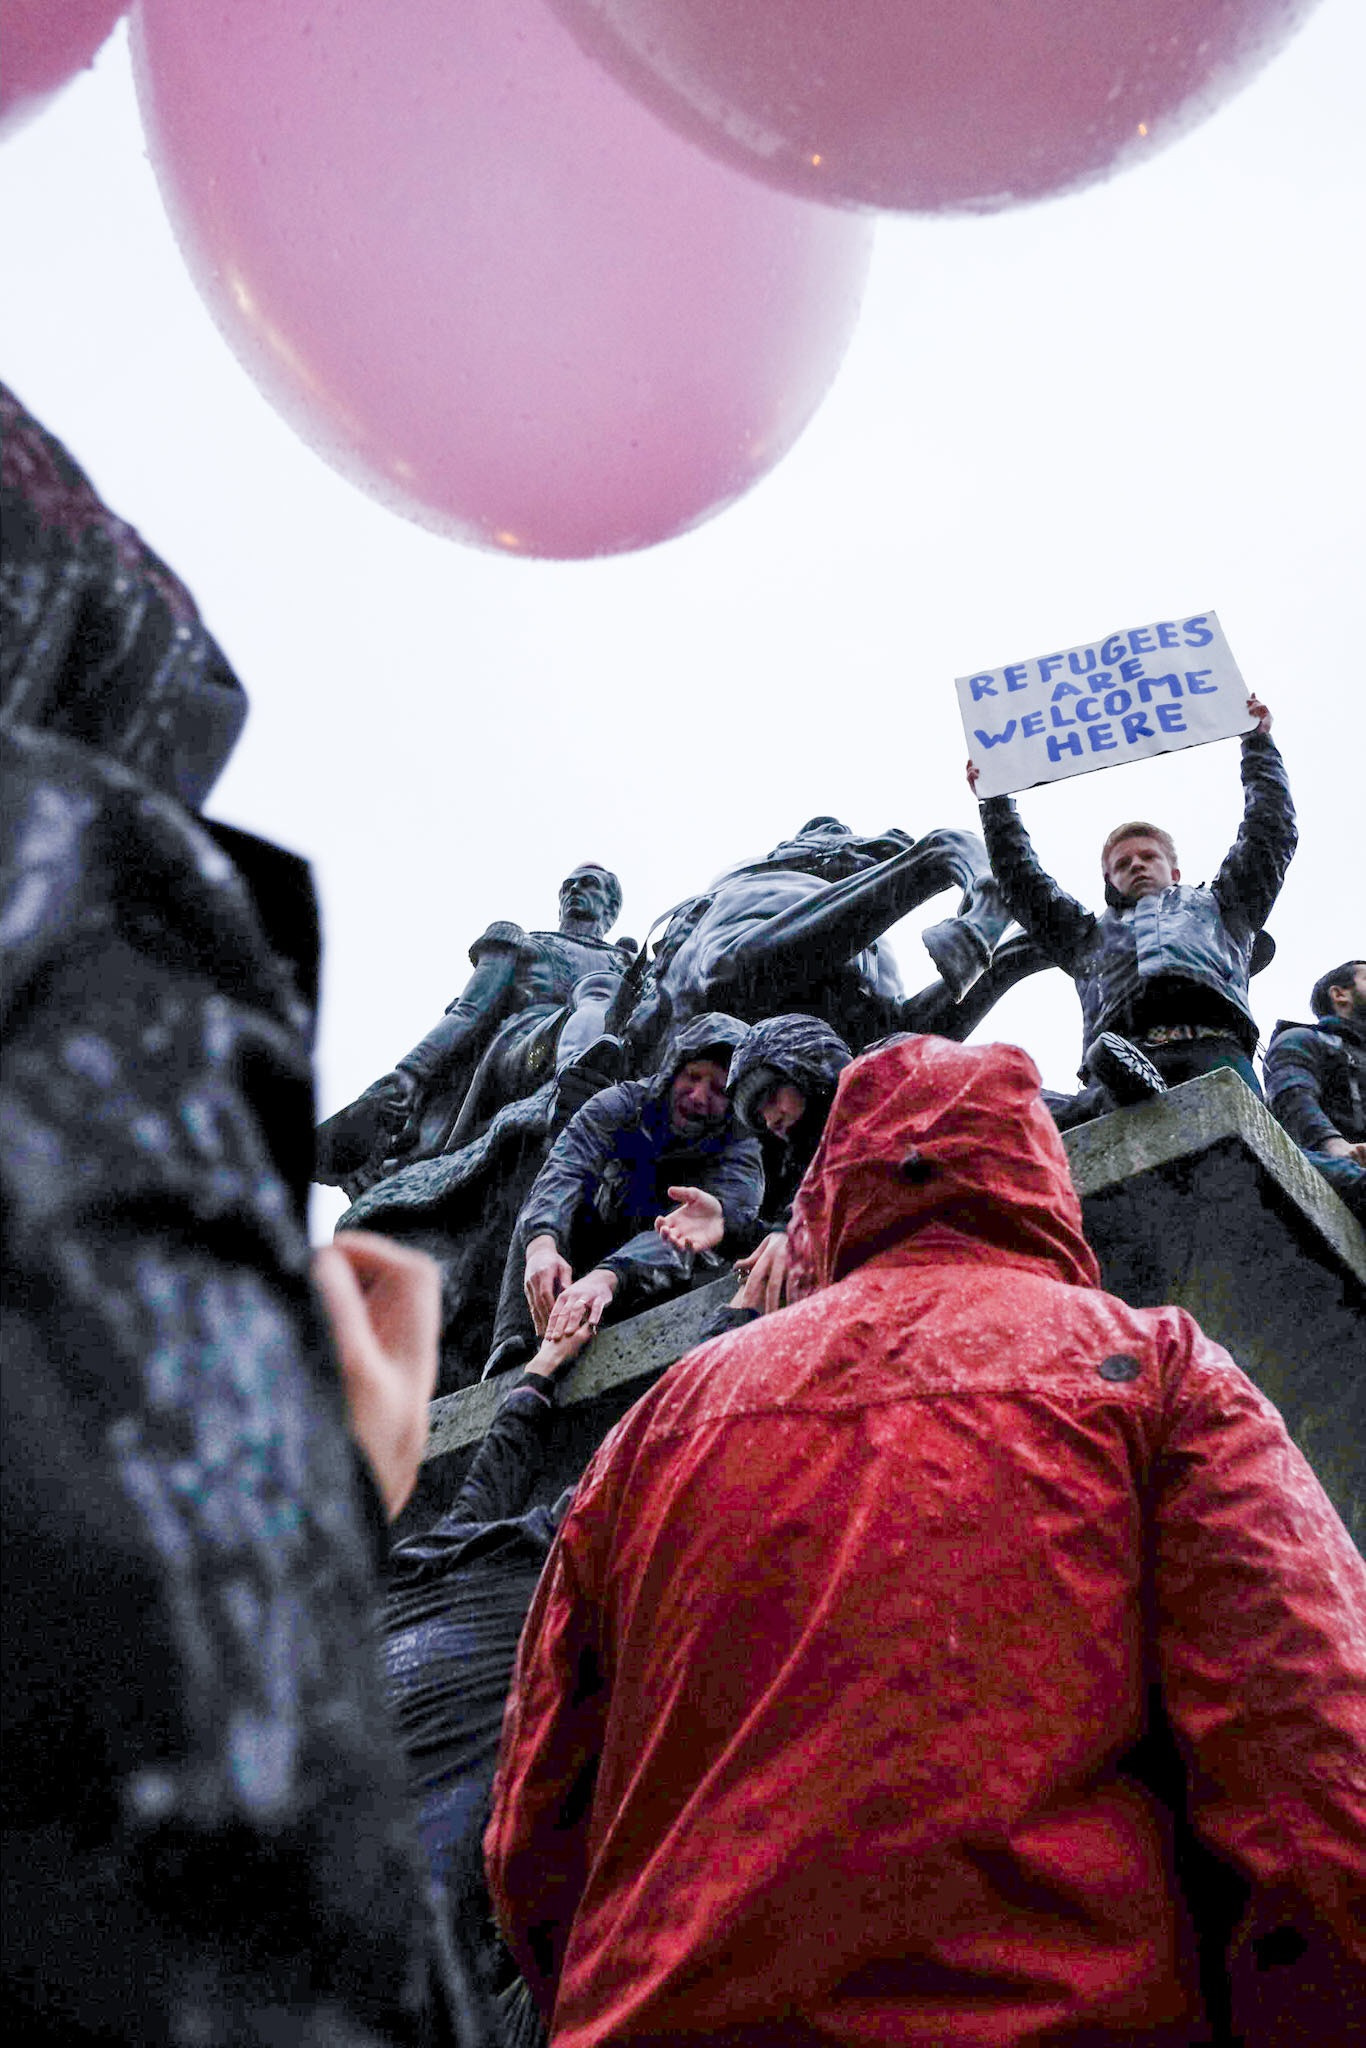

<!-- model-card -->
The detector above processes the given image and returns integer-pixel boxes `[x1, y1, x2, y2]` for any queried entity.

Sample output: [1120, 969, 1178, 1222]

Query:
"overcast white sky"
[2, 4, 1361, 1237]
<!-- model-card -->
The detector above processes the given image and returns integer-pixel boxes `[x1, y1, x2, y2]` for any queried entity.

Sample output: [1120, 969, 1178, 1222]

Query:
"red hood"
[787, 1034, 1100, 1295]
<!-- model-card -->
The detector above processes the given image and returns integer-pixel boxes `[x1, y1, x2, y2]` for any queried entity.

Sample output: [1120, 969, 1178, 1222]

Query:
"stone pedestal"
[396, 1069, 1365, 1545]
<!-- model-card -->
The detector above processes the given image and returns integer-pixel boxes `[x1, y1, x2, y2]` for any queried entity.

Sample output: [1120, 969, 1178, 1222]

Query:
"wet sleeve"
[1264, 1029, 1343, 1153]
[485, 1511, 609, 2016]
[699, 1131, 766, 1244]
[450, 1381, 555, 1527]
[516, 1087, 631, 1252]
[1151, 1319, 1366, 2042]
[697, 1303, 762, 1341]
[598, 1227, 693, 1308]
[979, 795, 1096, 968]
[1211, 732, 1297, 938]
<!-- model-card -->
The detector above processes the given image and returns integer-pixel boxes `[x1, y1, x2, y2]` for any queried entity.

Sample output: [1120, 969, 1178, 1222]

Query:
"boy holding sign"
[967, 691, 1294, 1126]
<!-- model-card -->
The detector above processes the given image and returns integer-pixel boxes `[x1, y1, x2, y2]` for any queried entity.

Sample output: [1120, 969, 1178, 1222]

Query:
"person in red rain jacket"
[485, 1034, 1366, 2048]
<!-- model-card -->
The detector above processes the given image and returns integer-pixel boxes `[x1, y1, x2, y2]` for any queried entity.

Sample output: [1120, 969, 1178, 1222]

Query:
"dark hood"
[657, 1010, 750, 1084]
[1, 383, 246, 809]
[728, 1013, 852, 1135]
[787, 1034, 1100, 1296]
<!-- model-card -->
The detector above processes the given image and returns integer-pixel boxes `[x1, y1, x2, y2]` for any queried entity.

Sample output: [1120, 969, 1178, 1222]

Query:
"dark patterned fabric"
[1, 387, 489, 2045]
[1, 382, 247, 807]
[385, 1383, 563, 1997]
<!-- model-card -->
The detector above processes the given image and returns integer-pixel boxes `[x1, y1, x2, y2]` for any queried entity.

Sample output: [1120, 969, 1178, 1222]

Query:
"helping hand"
[545, 1267, 619, 1342]
[524, 1233, 573, 1336]
[655, 1185, 725, 1255]
[731, 1231, 791, 1315]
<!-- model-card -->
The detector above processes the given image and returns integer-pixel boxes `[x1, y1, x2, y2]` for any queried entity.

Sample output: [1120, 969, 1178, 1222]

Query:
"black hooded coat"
[1, 386, 486, 2045]
[727, 1012, 853, 1230]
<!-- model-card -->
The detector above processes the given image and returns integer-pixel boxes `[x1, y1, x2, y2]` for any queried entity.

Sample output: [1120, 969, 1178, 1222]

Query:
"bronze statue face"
[558, 864, 621, 937]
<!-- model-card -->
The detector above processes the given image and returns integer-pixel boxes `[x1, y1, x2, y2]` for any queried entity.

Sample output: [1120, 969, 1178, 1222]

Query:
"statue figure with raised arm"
[614, 816, 1047, 1071]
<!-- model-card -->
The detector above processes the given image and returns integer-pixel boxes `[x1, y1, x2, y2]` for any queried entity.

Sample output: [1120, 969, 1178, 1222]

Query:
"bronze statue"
[316, 863, 633, 1198]
[327, 826, 1047, 1394]
[615, 817, 1045, 1067]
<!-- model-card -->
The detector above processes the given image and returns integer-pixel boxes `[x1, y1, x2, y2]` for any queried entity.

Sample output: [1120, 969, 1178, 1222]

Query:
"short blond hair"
[1101, 820, 1177, 877]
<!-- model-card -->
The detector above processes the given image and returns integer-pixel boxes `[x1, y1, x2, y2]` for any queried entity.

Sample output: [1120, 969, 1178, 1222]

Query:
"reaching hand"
[524, 1233, 573, 1336]
[524, 1323, 597, 1383]
[1246, 694, 1272, 733]
[545, 1268, 619, 1342]
[966, 757, 981, 792]
[731, 1231, 791, 1315]
[655, 1184, 725, 1255]
[313, 1231, 440, 1520]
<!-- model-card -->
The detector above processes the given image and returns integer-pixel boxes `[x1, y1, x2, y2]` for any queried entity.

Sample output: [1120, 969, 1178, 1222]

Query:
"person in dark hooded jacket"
[487, 1033, 1365, 2048]
[482, 1013, 761, 1375]
[1264, 958, 1366, 1222]
[659, 1013, 853, 1322]
[1, 384, 489, 2046]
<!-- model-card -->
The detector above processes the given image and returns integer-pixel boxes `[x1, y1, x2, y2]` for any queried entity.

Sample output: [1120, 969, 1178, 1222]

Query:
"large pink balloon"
[548, 0, 1322, 213]
[0, 1, 127, 136]
[129, 0, 871, 559]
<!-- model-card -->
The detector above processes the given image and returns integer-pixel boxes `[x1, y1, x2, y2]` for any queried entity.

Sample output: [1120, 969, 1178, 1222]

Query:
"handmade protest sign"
[958, 611, 1253, 800]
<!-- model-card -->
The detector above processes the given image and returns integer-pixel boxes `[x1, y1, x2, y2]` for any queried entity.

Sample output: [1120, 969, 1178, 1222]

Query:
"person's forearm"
[449, 1378, 555, 1525]
[600, 1231, 690, 1305]
[1228, 729, 1297, 895]
[979, 795, 1091, 964]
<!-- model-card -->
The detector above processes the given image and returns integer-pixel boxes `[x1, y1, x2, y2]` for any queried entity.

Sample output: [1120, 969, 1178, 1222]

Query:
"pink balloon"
[0, 0, 127, 136]
[129, 0, 871, 559]
[548, 0, 1323, 213]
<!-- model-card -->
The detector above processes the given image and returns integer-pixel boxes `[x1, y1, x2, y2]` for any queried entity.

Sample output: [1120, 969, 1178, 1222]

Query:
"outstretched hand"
[965, 757, 981, 793]
[1246, 694, 1272, 733]
[313, 1231, 440, 1520]
[656, 1185, 725, 1255]
[545, 1267, 619, 1343]
[524, 1322, 597, 1383]
[731, 1230, 791, 1316]
[524, 1233, 573, 1336]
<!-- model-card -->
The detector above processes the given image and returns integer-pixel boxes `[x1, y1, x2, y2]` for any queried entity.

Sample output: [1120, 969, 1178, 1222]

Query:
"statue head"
[558, 863, 622, 938]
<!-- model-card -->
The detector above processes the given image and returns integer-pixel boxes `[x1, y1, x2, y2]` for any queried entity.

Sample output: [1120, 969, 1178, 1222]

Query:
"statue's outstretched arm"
[713, 830, 1008, 1004]
[898, 932, 1056, 1042]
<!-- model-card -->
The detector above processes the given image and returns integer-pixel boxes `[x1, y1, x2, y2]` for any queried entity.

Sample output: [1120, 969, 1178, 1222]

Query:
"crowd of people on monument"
[4, 380, 1364, 2048]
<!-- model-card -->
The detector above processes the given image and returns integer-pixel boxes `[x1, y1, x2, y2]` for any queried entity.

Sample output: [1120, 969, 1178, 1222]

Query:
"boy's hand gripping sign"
[959, 611, 1255, 800]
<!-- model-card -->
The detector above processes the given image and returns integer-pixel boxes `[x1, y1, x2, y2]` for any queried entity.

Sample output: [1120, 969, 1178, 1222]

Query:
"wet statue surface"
[316, 863, 635, 1199]
[324, 820, 1048, 1391]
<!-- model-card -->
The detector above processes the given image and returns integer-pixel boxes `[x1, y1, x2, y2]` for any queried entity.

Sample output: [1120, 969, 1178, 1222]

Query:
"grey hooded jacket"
[979, 731, 1295, 1058]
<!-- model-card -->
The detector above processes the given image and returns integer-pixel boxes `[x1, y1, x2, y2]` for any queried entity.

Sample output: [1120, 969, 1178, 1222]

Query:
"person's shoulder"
[1265, 1018, 1327, 1059]
[573, 1077, 649, 1129]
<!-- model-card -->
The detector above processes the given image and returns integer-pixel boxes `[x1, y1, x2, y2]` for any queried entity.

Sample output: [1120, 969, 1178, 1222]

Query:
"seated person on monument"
[1264, 958, 1366, 1223]
[485, 1013, 763, 1374]
[968, 694, 1295, 1127]
[315, 861, 633, 1195]
[659, 1013, 854, 1322]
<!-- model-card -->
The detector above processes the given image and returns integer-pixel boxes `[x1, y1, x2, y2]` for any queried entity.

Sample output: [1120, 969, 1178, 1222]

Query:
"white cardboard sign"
[958, 610, 1252, 800]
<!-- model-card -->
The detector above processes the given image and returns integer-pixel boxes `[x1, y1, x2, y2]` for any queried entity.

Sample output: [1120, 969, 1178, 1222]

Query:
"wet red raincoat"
[487, 1036, 1366, 2046]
